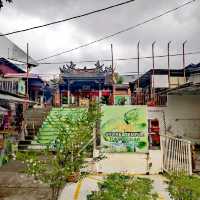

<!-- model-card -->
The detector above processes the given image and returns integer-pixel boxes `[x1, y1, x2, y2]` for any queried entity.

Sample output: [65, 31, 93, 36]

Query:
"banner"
[101, 106, 148, 153]
[18, 80, 26, 95]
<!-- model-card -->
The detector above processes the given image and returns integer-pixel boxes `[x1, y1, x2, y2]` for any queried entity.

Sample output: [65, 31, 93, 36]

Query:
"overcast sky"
[0, 0, 199, 77]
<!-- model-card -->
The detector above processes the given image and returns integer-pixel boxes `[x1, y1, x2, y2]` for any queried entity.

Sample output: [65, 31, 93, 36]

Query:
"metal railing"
[0, 79, 19, 95]
[132, 92, 167, 106]
[160, 134, 192, 175]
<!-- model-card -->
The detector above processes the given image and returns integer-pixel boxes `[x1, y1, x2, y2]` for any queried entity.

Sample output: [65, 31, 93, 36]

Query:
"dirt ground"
[0, 160, 51, 200]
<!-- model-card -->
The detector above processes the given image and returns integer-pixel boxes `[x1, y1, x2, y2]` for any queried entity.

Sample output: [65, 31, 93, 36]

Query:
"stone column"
[68, 81, 70, 105]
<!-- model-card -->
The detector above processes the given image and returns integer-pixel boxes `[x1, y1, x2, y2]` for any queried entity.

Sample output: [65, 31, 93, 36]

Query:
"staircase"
[35, 108, 73, 145]
[18, 107, 50, 151]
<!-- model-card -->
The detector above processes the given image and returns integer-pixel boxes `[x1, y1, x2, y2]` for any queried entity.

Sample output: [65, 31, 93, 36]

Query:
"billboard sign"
[101, 106, 148, 153]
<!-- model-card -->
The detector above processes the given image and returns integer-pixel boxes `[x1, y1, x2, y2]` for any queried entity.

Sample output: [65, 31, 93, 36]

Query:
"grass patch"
[87, 173, 158, 200]
[167, 173, 200, 200]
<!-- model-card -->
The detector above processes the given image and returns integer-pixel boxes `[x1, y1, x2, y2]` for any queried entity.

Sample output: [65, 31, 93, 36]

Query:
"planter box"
[66, 172, 80, 183]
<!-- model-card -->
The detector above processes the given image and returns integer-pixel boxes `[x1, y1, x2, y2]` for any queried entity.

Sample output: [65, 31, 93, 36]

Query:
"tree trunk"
[51, 187, 60, 200]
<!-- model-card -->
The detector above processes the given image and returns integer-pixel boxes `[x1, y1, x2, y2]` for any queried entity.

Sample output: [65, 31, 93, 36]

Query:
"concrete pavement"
[59, 174, 171, 200]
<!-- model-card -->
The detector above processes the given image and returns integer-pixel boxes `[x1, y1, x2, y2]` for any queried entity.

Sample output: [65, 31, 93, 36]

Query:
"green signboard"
[101, 106, 148, 153]
[18, 80, 26, 95]
[114, 95, 131, 105]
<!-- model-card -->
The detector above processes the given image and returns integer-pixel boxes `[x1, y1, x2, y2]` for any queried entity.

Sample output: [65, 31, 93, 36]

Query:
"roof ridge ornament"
[60, 61, 76, 73]
[95, 60, 104, 73]
[104, 66, 112, 73]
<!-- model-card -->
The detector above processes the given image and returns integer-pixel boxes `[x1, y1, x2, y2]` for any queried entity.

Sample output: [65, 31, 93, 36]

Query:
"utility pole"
[137, 41, 140, 88]
[111, 44, 114, 105]
[151, 41, 156, 100]
[168, 41, 172, 88]
[111, 44, 114, 83]
[26, 43, 29, 109]
[183, 40, 187, 80]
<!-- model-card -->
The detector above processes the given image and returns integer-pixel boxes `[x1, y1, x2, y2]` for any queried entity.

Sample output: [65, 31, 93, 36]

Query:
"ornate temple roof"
[60, 61, 112, 79]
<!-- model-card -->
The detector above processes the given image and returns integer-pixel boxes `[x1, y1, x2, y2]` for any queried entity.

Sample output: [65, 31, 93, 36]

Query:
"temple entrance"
[59, 61, 113, 106]
[73, 90, 98, 107]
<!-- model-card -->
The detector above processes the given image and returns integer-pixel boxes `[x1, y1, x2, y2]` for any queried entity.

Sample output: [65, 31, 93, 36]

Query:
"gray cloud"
[0, 0, 199, 76]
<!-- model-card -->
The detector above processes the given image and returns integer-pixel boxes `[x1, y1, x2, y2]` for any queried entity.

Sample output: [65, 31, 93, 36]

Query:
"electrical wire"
[0, 0, 136, 37]
[37, 0, 196, 61]
[39, 50, 200, 65]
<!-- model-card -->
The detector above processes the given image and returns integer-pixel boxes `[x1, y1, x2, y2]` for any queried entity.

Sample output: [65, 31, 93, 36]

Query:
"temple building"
[59, 61, 113, 106]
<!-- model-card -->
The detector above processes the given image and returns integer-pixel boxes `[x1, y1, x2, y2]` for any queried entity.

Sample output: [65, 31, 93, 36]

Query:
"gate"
[160, 134, 192, 175]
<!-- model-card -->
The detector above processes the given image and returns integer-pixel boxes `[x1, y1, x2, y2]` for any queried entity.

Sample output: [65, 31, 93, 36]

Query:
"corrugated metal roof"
[0, 93, 34, 103]
[0, 106, 7, 112]
[4, 73, 41, 79]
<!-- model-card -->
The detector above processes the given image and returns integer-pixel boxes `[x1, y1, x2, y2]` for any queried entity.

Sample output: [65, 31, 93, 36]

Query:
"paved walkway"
[0, 161, 171, 200]
[59, 174, 171, 200]
[0, 161, 51, 200]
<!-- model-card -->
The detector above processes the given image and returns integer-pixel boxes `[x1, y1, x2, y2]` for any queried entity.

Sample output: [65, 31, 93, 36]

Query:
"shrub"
[87, 173, 158, 200]
[167, 173, 200, 200]
[17, 103, 101, 200]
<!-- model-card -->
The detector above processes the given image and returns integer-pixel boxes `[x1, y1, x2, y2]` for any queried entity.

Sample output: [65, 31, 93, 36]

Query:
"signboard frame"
[101, 105, 149, 153]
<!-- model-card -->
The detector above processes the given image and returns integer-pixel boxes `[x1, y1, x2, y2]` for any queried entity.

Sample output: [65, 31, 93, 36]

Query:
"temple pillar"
[68, 81, 70, 105]
[98, 82, 102, 103]
[68, 90, 70, 105]
[98, 90, 102, 102]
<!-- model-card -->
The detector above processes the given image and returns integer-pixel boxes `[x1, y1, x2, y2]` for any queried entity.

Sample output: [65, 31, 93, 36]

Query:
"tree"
[0, 0, 12, 9]
[17, 103, 101, 200]
[115, 74, 124, 84]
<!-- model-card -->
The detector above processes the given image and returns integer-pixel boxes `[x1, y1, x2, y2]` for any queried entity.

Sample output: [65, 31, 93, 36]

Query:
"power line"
[0, 0, 136, 37]
[7, 50, 200, 65]
[38, 0, 196, 61]
[38, 50, 200, 65]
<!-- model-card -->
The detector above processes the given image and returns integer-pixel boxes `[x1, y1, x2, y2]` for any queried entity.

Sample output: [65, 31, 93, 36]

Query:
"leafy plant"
[116, 75, 124, 84]
[17, 103, 101, 200]
[0, 0, 12, 9]
[87, 173, 158, 200]
[119, 96, 127, 105]
[167, 173, 200, 200]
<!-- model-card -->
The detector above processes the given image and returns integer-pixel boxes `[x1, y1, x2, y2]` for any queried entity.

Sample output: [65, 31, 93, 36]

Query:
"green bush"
[87, 173, 158, 200]
[167, 174, 200, 200]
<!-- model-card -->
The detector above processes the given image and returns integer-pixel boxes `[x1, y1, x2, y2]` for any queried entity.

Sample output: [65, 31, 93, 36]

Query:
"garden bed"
[87, 173, 159, 200]
[167, 173, 200, 200]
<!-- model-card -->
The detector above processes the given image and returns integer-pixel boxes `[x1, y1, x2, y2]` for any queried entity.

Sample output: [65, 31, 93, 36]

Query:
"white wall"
[147, 96, 200, 140]
[0, 34, 37, 66]
[165, 95, 200, 139]
[95, 151, 162, 174]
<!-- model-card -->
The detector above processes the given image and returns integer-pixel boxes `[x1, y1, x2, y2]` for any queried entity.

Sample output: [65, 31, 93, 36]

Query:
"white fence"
[160, 135, 192, 175]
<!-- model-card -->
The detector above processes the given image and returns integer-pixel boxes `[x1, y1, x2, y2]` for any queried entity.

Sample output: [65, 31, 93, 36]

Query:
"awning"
[4, 73, 41, 79]
[0, 106, 8, 112]
[0, 93, 35, 103]
[166, 83, 200, 95]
